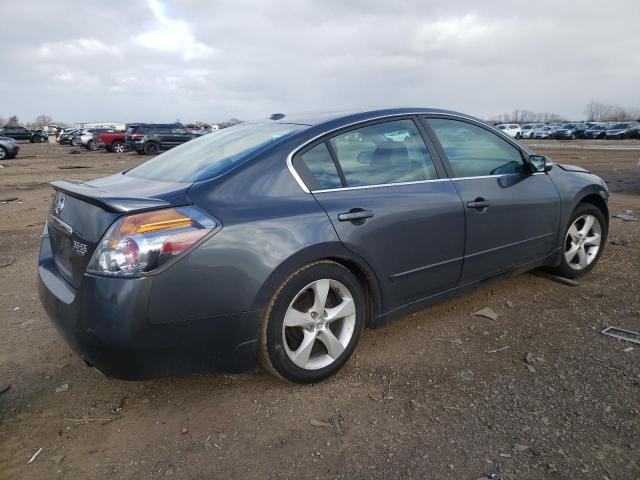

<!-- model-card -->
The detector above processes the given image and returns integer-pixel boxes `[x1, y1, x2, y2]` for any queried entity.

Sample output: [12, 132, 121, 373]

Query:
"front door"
[424, 116, 561, 284]
[292, 117, 465, 311]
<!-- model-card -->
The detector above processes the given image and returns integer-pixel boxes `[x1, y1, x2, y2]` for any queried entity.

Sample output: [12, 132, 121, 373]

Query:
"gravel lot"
[1, 139, 639, 479]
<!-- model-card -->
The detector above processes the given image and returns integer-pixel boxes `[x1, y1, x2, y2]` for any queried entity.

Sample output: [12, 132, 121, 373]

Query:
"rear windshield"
[126, 122, 306, 183]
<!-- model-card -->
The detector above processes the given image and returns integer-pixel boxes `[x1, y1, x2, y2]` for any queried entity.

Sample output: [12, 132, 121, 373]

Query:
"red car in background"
[98, 131, 126, 153]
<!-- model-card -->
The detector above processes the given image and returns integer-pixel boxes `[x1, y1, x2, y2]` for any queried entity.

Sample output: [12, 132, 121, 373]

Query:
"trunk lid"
[46, 173, 191, 288]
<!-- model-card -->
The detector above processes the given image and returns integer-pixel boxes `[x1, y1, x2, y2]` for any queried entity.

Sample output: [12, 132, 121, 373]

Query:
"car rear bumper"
[3, 144, 19, 157]
[37, 236, 261, 380]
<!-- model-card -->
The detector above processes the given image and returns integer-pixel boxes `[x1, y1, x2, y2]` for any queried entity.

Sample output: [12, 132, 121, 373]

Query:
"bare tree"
[32, 115, 53, 129]
[490, 110, 566, 124]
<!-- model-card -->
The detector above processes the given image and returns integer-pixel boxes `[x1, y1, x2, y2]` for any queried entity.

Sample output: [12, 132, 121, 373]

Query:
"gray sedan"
[0, 135, 20, 160]
[38, 108, 608, 383]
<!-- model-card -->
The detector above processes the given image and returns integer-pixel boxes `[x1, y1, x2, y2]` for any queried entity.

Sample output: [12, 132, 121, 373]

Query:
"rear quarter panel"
[145, 144, 363, 327]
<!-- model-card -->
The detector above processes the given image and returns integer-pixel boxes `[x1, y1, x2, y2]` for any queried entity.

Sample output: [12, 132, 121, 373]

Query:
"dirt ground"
[0, 139, 639, 480]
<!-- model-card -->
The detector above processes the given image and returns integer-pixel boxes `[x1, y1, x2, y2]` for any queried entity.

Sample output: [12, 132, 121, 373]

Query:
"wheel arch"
[251, 243, 384, 327]
[577, 192, 609, 228]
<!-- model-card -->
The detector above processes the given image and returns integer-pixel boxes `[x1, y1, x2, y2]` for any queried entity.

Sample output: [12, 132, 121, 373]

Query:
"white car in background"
[519, 123, 545, 139]
[496, 123, 522, 139]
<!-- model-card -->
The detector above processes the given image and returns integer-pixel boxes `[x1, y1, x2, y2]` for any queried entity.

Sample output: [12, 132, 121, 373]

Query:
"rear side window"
[127, 123, 305, 183]
[329, 119, 436, 187]
[427, 118, 524, 177]
[295, 143, 342, 190]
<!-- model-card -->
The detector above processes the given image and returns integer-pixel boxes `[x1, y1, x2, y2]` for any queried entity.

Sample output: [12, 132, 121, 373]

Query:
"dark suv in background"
[125, 123, 195, 155]
[0, 125, 48, 143]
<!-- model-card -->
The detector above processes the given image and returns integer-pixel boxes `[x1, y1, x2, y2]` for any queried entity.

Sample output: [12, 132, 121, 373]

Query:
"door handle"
[467, 198, 491, 210]
[338, 209, 374, 222]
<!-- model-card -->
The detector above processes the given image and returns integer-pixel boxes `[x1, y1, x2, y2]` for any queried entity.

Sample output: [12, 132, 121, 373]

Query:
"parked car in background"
[57, 128, 79, 145]
[0, 136, 20, 159]
[0, 125, 48, 143]
[549, 123, 589, 140]
[532, 125, 559, 139]
[519, 123, 545, 139]
[38, 107, 609, 383]
[584, 124, 608, 139]
[78, 128, 115, 151]
[125, 123, 195, 155]
[99, 132, 126, 153]
[605, 122, 640, 139]
[496, 124, 522, 139]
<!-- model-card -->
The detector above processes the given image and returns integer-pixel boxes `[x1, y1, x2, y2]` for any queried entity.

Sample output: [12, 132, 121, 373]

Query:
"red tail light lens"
[87, 207, 218, 276]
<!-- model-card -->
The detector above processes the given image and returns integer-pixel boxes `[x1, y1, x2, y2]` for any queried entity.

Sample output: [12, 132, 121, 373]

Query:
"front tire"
[548, 203, 607, 279]
[258, 261, 366, 383]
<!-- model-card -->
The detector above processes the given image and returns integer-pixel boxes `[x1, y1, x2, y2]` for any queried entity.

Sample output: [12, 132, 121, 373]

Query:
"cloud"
[0, 0, 638, 123]
[135, 0, 214, 60]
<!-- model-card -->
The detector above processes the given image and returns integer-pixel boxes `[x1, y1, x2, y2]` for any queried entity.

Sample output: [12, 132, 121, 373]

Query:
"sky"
[1, 0, 639, 124]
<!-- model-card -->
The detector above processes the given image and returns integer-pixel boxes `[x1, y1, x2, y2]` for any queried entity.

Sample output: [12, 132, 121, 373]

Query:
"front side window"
[328, 119, 436, 187]
[427, 118, 524, 177]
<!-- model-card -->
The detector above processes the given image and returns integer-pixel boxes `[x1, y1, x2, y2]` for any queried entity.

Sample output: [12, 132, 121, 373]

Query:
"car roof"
[266, 107, 484, 127]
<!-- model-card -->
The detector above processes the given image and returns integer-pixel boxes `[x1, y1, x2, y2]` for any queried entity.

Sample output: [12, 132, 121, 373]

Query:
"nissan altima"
[38, 108, 609, 383]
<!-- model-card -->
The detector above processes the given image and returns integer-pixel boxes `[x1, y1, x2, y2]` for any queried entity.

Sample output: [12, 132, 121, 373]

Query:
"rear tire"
[547, 203, 607, 279]
[143, 142, 159, 155]
[258, 260, 366, 383]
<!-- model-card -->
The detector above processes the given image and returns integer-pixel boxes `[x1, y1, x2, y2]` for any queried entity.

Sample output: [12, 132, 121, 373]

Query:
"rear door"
[423, 115, 561, 284]
[170, 127, 192, 146]
[293, 117, 465, 311]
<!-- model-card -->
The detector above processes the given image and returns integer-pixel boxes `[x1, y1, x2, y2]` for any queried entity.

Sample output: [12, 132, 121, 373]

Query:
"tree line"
[490, 102, 640, 124]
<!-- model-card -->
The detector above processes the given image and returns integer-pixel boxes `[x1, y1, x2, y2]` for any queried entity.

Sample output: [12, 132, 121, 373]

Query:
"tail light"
[87, 207, 218, 277]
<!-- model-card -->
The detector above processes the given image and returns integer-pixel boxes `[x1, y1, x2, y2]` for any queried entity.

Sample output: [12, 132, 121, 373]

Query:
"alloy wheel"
[564, 214, 602, 270]
[282, 279, 356, 370]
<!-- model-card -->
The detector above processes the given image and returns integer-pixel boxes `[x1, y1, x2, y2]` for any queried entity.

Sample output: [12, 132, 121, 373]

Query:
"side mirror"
[527, 154, 552, 173]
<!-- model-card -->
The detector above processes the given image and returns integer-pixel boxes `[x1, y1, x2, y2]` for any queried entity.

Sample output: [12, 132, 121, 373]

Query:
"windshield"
[126, 122, 306, 183]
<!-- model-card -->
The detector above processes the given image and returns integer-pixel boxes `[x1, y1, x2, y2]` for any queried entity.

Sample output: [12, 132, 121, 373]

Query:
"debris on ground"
[473, 307, 499, 321]
[27, 447, 43, 464]
[487, 346, 509, 354]
[0, 257, 15, 268]
[514, 444, 531, 452]
[310, 419, 331, 427]
[613, 210, 638, 221]
[609, 239, 631, 246]
[55, 383, 69, 393]
[532, 271, 580, 287]
[0, 385, 11, 406]
[601, 326, 640, 345]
